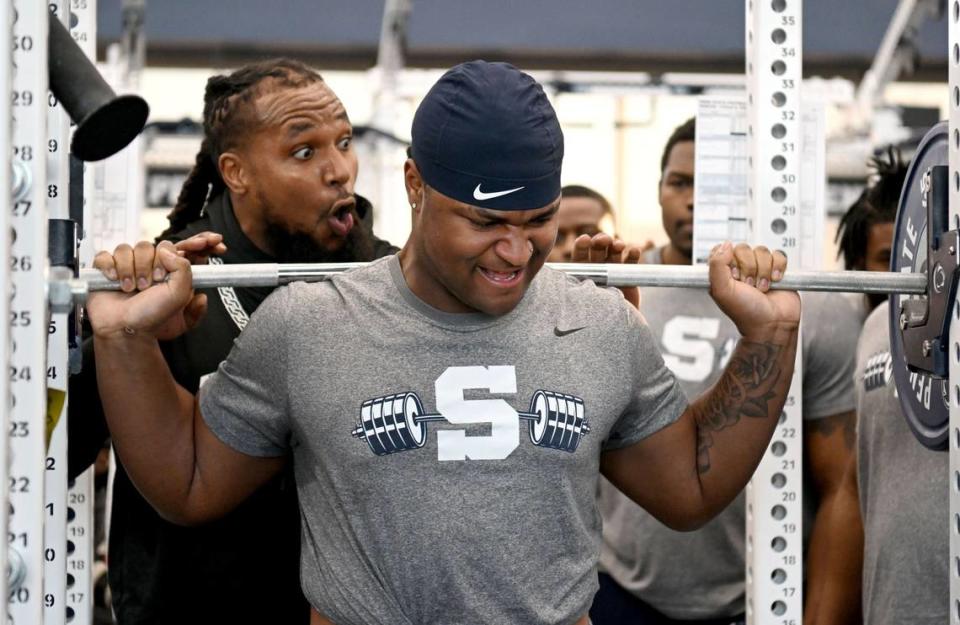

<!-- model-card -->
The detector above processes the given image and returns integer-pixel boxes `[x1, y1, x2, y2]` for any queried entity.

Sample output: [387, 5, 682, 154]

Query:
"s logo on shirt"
[661, 316, 728, 382]
[436, 366, 519, 461]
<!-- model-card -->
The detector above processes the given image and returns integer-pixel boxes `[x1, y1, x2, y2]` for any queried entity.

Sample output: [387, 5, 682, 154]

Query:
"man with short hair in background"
[549, 184, 618, 262]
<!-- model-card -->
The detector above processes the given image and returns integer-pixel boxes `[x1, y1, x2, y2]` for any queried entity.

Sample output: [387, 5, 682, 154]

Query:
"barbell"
[60, 123, 955, 451]
[76, 263, 924, 295]
[350, 390, 590, 455]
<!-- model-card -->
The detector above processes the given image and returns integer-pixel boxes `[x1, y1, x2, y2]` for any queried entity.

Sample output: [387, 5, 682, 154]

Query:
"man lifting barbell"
[85, 60, 799, 625]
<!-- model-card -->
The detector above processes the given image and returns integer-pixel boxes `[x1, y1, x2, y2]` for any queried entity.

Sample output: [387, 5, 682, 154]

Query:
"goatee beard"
[263, 216, 376, 264]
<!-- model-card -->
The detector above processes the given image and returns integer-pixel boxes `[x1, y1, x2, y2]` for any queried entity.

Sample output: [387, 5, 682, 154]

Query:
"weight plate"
[358, 399, 389, 455]
[568, 398, 586, 452]
[558, 395, 576, 451]
[528, 390, 550, 445]
[394, 392, 427, 450]
[890, 121, 950, 450]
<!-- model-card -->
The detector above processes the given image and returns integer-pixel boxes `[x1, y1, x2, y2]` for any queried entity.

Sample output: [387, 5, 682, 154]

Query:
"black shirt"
[68, 193, 398, 625]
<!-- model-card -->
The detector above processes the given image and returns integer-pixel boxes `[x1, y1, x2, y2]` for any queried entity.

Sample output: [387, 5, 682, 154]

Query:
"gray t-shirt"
[199, 255, 688, 625]
[598, 287, 865, 619]
[642, 246, 664, 264]
[857, 301, 948, 625]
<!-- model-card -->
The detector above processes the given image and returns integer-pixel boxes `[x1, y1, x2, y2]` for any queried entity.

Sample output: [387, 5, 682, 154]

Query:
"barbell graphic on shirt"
[350, 390, 591, 455]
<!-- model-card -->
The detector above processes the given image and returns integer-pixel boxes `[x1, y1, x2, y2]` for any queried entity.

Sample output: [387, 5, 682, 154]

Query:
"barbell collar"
[77, 262, 928, 296]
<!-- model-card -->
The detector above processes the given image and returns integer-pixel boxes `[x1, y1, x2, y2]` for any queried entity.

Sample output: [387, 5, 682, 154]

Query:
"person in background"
[68, 58, 397, 625]
[834, 147, 907, 311]
[592, 117, 865, 625]
[806, 149, 942, 625]
[549, 184, 618, 262]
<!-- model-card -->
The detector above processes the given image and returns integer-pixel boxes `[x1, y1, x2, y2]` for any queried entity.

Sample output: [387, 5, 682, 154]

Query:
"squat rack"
[2, 2, 958, 625]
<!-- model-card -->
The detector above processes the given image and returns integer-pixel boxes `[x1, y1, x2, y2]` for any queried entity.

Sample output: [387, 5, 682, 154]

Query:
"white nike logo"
[473, 183, 525, 201]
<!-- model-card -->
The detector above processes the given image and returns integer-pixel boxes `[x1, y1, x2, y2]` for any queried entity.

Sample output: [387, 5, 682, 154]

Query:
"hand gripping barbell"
[62, 123, 960, 451]
[350, 390, 591, 455]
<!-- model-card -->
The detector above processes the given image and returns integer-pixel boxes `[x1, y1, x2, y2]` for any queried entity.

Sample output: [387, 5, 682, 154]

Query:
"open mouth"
[478, 266, 524, 288]
[327, 198, 356, 238]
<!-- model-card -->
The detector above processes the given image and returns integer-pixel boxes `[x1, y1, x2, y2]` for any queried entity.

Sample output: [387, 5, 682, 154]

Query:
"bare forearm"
[94, 333, 200, 521]
[804, 489, 837, 623]
[688, 324, 798, 516]
[809, 469, 863, 624]
[804, 412, 858, 624]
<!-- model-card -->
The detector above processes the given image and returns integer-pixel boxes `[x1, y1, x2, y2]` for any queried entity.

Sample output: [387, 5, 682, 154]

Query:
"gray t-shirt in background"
[599, 280, 865, 619]
[199, 255, 688, 625]
[857, 301, 948, 625]
[642, 246, 664, 264]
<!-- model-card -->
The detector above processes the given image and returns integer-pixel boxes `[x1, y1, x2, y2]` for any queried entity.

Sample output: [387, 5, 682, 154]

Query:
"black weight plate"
[890, 121, 950, 450]
[359, 399, 389, 455]
[527, 391, 550, 445]
[568, 398, 587, 453]
[394, 393, 427, 450]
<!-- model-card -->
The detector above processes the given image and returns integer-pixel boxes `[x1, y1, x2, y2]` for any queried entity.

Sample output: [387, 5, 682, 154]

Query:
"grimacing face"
[548, 195, 610, 262]
[403, 161, 560, 317]
[659, 140, 695, 260]
[234, 82, 359, 254]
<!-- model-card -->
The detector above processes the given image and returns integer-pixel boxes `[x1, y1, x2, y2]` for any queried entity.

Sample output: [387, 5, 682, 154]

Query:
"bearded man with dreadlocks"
[67, 58, 397, 625]
[801, 148, 923, 625]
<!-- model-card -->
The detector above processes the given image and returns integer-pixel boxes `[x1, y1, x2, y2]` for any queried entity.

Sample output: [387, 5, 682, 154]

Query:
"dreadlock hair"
[835, 146, 909, 270]
[660, 117, 696, 175]
[160, 58, 324, 239]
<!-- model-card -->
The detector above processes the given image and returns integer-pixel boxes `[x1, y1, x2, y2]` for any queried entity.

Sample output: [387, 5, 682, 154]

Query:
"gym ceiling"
[96, 0, 947, 80]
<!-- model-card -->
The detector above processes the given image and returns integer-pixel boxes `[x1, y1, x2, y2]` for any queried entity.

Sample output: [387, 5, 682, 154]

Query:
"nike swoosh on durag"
[554, 326, 586, 337]
[473, 183, 525, 201]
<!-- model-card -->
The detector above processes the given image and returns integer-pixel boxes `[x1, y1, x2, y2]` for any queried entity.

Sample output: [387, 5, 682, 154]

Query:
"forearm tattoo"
[693, 340, 783, 473]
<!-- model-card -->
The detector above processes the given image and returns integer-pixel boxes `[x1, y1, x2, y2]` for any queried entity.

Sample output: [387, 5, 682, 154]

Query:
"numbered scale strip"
[43, 2, 70, 621]
[73, 263, 928, 296]
[67, 1, 98, 622]
[744, 0, 806, 622]
[0, 1, 13, 623]
[9, 1, 51, 623]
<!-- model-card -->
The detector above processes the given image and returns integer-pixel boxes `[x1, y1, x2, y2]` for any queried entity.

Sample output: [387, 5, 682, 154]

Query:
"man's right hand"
[87, 240, 198, 341]
[87, 232, 286, 527]
[87, 233, 227, 340]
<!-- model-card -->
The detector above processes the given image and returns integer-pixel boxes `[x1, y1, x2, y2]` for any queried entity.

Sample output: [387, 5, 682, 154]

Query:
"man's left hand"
[570, 233, 652, 309]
